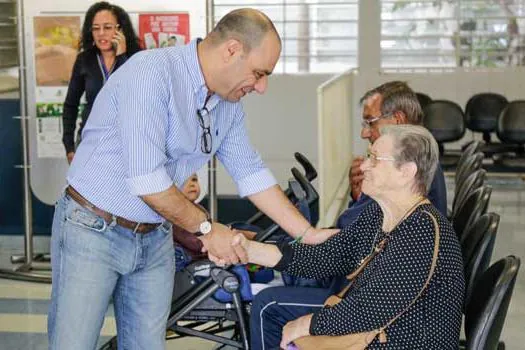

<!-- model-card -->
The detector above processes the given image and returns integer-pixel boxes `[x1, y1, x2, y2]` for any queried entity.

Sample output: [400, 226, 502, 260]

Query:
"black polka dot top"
[275, 202, 465, 349]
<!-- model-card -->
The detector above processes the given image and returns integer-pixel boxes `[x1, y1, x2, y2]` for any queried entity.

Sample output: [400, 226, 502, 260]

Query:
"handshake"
[197, 222, 253, 266]
[197, 222, 339, 266]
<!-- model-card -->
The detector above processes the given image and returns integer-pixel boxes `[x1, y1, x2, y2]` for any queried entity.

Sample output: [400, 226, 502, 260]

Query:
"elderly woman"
[232, 125, 465, 350]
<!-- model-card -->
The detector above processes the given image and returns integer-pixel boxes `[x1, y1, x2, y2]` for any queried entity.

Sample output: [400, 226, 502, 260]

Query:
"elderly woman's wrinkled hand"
[301, 227, 340, 245]
[280, 314, 313, 349]
[231, 232, 250, 264]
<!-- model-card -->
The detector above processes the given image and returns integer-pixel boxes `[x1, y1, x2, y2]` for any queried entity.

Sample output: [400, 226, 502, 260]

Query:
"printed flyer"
[138, 13, 190, 49]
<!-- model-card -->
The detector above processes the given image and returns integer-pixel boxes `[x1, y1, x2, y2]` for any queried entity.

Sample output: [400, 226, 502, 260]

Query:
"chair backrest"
[456, 141, 482, 176]
[423, 100, 466, 143]
[455, 152, 484, 189]
[464, 256, 521, 350]
[416, 92, 432, 110]
[452, 185, 492, 240]
[452, 168, 486, 217]
[497, 100, 525, 145]
[461, 212, 499, 307]
[465, 93, 508, 136]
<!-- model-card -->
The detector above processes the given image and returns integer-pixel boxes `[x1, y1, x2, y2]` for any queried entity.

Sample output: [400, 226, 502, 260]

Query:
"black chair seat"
[493, 155, 525, 170]
[480, 143, 523, 157]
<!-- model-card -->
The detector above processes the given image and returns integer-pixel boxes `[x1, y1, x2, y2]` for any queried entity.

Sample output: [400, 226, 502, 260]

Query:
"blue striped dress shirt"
[67, 39, 276, 223]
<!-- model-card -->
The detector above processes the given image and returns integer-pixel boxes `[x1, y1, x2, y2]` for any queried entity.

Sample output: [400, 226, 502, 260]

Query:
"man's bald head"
[208, 8, 281, 53]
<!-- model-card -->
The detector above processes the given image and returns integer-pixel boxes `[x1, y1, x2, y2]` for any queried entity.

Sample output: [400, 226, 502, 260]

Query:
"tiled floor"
[0, 175, 523, 349]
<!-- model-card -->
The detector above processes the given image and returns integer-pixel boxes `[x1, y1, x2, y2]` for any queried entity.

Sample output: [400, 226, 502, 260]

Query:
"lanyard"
[96, 53, 114, 84]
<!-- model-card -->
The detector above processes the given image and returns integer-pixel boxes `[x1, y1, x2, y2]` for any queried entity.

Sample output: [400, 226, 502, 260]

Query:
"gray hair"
[360, 81, 423, 125]
[379, 124, 439, 195]
[209, 8, 280, 53]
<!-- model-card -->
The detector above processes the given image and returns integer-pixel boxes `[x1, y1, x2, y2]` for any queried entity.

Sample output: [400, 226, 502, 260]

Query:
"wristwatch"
[199, 220, 212, 235]
[195, 203, 212, 235]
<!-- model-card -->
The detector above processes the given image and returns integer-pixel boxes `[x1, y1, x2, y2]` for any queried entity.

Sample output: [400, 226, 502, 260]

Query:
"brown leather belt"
[66, 186, 161, 234]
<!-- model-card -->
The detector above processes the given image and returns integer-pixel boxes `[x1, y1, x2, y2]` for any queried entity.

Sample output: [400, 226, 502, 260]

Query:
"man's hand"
[280, 314, 313, 349]
[198, 223, 247, 265]
[301, 227, 340, 245]
[349, 156, 364, 201]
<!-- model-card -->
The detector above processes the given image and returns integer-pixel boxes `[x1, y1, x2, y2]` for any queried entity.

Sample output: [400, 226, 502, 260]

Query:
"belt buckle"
[132, 222, 142, 234]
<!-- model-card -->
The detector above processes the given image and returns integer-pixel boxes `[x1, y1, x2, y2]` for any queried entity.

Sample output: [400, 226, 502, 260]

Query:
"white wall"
[215, 74, 331, 195]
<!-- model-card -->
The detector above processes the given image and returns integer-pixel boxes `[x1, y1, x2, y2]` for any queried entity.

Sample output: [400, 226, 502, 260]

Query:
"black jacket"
[62, 49, 132, 153]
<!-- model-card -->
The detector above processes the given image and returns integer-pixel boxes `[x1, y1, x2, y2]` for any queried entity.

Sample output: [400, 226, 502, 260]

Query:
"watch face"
[200, 221, 212, 234]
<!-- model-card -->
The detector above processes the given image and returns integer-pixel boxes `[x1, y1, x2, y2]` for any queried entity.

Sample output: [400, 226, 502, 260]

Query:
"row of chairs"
[446, 140, 521, 349]
[419, 92, 525, 170]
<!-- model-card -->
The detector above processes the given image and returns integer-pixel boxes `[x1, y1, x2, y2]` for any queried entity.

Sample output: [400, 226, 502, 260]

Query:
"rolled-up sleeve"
[116, 52, 172, 196]
[216, 106, 277, 197]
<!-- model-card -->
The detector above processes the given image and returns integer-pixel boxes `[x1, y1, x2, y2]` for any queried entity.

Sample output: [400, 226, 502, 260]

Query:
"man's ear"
[393, 111, 408, 125]
[222, 39, 243, 63]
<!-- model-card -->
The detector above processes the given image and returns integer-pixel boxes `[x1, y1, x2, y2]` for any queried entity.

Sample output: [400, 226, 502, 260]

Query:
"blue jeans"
[48, 193, 176, 350]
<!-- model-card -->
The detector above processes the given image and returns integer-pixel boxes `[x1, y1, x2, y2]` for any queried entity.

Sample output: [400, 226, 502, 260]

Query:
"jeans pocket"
[66, 207, 107, 233]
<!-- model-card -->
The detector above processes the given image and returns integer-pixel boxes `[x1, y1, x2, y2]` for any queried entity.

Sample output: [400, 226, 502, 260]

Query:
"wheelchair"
[99, 153, 319, 350]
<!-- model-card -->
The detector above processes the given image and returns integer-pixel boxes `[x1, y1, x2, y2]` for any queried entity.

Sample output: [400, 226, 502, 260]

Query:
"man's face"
[221, 33, 281, 102]
[360, 93, 399, 143]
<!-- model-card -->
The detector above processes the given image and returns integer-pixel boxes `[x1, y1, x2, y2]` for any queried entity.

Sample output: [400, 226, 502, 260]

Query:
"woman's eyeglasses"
[197, 107, 212, 154]
[366, 150, 396, 167]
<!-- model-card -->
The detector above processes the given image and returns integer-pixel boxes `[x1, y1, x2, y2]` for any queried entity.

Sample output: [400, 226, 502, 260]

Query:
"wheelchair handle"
[211, 267, 239, 293]
[291, 167, 318, 203]
[294, 152, 317, 182]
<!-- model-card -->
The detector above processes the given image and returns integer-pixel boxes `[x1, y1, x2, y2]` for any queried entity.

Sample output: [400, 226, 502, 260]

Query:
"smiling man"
[48, 8, 338, 350]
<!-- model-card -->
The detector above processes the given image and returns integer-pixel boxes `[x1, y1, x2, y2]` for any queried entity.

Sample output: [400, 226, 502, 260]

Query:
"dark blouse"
[62, 49, 131, 153]
[275, 202, 465, 349]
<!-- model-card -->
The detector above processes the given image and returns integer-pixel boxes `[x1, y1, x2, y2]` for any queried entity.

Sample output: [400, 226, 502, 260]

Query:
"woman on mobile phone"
[62, 1, 141, 164]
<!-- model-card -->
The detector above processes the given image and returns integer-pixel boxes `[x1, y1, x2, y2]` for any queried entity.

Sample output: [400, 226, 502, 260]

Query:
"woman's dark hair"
[80, 1, 141, 55]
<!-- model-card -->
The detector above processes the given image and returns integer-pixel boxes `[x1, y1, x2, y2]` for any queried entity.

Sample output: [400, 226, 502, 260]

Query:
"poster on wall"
[33, 16, 81, 158]
[34, 16, 80, 86]
[138, 13, 190, 49]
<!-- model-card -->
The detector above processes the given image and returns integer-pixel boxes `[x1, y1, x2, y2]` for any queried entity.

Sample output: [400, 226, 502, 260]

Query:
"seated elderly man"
[337, 81, 447, 228]
[233, 125, 464, 350]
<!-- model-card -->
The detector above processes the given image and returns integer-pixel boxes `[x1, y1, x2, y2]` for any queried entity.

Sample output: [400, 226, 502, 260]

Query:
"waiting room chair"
[464, 93, 513, 156]
[452, 185, 492, 242]
[452, 169, 486, 220]
[416, 92, 432, 110]
[455, 152, 484, 195]
[460, 212, 499, 308]
[493, 100, 525, 170]
[423, 100, 465, 168]
[461, 255, 520, 350]
[455, 140, 482, 181]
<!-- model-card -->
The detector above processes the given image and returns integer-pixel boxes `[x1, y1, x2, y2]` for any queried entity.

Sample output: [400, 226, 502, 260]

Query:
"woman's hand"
[67, 152, 75, 165]
[301, 227, 340, 245]
[112, 30, 127, 56]
[281, 314, 313, 349]
[231, 232, 250, 261]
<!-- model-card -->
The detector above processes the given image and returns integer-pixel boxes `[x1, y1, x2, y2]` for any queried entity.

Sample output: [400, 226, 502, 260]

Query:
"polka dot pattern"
[280, 202, 465, 349]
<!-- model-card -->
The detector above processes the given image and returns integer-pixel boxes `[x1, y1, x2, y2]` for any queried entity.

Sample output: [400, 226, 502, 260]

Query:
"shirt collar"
[183, 38, 210, 98]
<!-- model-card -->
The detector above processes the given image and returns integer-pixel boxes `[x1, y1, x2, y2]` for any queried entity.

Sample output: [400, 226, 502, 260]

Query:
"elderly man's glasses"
[366, 150, 396, 167]
[197, 107, 212, 154]
[361, 114, 393, 129]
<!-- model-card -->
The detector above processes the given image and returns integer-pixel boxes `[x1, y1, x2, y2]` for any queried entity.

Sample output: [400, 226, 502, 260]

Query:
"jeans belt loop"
[133, 222, 141, 234]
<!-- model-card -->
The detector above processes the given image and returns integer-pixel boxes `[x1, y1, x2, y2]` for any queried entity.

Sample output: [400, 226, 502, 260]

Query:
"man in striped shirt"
[48, 8, 338, 350]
